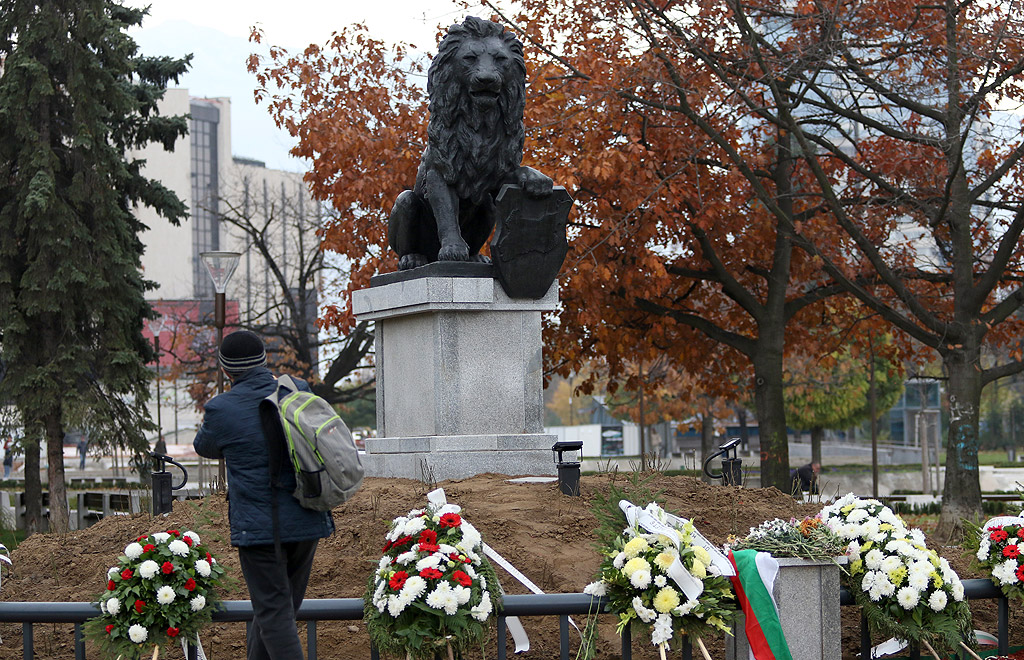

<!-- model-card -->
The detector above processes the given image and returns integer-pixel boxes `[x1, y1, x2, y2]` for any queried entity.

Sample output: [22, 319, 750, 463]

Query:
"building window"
[190, 102, 220, 298]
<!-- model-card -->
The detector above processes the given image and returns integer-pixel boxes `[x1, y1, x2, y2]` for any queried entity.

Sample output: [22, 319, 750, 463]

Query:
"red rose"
[419, 542, 440, 554]
[134, 599, 145, 614]
[183, 536, 193, 547]
[439, 513, 462, 528]
[419, 529, 438, 545]
[451, 570, 472, 587]
[1003, 545, 1020, 558]
[1017, 564, 1024, 582]
[206, 552, 213, 563]
[393, 536, 413, 548]
[107, 580, 116, 591]
[121, 568, 133, 580]
[143, 544, 156, 553]
[382, 541, 393, 553]
[161, 561, 175, 575]
[184, 578, 197, 591]
[419, 568, 443, 580]
[167, 627, 180, 638]
[167, 529, 180, 536]
[449, 553, 460, 562]
[389, 571, 408, 590]
[991, 529, 1009, 542]
[136, 535, 148, 542]
[105, 624, 115, 634]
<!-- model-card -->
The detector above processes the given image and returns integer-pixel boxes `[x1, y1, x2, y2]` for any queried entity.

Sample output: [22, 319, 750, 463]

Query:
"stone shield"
[491, 184, 574, 299]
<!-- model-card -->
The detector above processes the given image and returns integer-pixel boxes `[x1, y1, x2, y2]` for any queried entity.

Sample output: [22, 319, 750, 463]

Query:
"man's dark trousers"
[239, 539, 318, 660]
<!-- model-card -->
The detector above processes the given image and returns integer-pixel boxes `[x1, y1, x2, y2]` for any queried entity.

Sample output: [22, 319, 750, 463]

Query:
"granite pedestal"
[725, 557, 844, 660]
[352, 275, 558, 481]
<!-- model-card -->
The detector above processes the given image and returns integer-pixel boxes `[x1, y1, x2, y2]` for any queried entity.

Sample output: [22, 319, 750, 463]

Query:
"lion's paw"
[438, 243, 470, 261]
[398, 253, 430, 270]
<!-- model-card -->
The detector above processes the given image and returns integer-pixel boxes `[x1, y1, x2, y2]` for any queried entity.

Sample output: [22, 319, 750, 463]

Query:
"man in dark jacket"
[194, 331, 333, 660]
[791, 461, 821, 496]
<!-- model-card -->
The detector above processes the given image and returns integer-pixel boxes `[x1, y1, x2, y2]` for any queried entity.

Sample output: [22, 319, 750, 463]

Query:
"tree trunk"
[22, 436, 42, 536]
[810, 426, 823, 466]
[735, 406, 750, 452]
[936, 347, 983, 540]
[44, 412, 69, 534]
[700, 410, 716, 484]
[753, 349, 790, 491]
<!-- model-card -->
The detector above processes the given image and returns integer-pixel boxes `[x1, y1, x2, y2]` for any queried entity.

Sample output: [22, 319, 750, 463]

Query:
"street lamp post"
[200, 251, 241, 491]
[147, 317, 167, 447]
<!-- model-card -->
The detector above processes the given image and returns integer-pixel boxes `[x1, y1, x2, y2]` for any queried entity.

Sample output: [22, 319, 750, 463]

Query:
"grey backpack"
[261, 375, 363, 510]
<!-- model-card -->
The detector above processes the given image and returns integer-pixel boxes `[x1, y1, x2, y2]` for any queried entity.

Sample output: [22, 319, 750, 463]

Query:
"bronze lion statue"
[388, 16, 553, 270]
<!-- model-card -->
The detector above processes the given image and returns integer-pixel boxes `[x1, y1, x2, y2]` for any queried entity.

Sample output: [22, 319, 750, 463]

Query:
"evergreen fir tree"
[0, 0, 190, 533]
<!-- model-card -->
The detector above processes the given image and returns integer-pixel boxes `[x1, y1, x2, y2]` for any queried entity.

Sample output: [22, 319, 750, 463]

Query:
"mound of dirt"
[0, 473, 1018, 659]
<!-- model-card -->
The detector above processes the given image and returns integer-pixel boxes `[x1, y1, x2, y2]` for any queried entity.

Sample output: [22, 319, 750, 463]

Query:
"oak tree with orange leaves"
[513, 0, 1024, 536]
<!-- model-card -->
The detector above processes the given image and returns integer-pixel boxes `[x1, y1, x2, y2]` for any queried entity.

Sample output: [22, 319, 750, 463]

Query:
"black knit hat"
[219, 330, 266, 375]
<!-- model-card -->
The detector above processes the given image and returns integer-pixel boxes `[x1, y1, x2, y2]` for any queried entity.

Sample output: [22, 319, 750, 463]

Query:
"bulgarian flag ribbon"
[728, 549, 792, 660]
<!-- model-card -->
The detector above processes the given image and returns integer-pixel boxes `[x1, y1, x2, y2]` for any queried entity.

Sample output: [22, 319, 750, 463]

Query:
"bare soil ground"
[0, 472, 1020, 659]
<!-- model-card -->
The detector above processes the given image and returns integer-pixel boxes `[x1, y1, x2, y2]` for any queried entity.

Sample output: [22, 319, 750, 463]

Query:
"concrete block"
[725, 557, 843, 660]
[362, 434, 558, 481]
[353, 276, 558, 322]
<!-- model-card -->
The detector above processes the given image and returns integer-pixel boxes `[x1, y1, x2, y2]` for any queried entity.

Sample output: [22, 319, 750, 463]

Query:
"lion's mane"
[425, 17, 526, 203]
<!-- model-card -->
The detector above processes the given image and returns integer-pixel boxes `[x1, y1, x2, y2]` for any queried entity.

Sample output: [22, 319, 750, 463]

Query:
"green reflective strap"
[280, 391, 307, 472]
[314, 416, 342, 462]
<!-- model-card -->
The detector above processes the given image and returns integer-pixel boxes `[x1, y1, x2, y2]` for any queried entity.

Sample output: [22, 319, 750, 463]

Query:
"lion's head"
[426, 17, 526, 202]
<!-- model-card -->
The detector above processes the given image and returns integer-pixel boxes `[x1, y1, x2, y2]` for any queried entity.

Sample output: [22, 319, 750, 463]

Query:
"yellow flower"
[653, 587, 680, 613]
[841, 504, 855, 514]
[879, 523, 894, 532]
[690, 558, 707, 579]
[931, 572, 944, 589]
[655, 552, 677, 571]
[861, 541, 874, 551]
[657, 532, 679, 546]
[888, 566, 906, 586]
[623, 557, 650, 578]
[624, 536, 650, 559]
[694, 547, 711, 566]
[850, 559, 864, 575]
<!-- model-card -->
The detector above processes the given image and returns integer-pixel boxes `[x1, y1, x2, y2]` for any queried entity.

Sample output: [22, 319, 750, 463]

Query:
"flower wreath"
[364, 498, 501, 659]
[584, 501, 736, 656]
[820, 494, 973, 656]
[85, 529, 226, 659]
[965, 512, 1024, 600]
[730, 515, 847, 562]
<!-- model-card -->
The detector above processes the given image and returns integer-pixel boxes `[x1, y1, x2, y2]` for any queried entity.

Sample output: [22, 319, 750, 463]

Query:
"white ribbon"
[181, 634, 208, 660]
[982, 513, 1024, 529]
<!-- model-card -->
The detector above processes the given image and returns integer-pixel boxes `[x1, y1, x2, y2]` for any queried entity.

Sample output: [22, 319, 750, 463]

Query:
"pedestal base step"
[362, 434, 557, 481]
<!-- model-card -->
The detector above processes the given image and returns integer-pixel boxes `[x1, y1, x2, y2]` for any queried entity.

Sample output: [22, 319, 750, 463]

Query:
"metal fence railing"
[0, 580, 1011, 660]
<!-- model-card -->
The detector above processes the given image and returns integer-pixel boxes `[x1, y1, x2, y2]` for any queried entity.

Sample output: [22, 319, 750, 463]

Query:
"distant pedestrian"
[154, 435, 167, 456]
[790, 461, 820, 496]
[77, 435, 89, 470]
[2, 436, 12, 479]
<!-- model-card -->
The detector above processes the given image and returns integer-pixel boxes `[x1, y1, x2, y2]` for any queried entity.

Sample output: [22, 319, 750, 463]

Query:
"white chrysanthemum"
[183, 531, 201, 546]
[631, 596, 656, 623]
[138, 560, 160, 579]
[630, 570, 652, 589]
[460, 522, 482, 549]
[195, 559, 212, 578]
[153, 532, 171, 543]
[386, 517, 409, 541]
[437, 503, 461, 515]
[401, 575, 427, 601]
[654, 574, 668, 588]
[128, 624, 148, 643]
[124, 543, 144, 560]
[374, 580, 387, 601]
[847, 541, 862, 561]
[190, 595, 206, 612]
[107, 566, 119, 579]
[99, 598, 107, 614]
[907, 571, 930, 590]
[157, 585, 176, 605]
[393, 551, 414, 565]
[168, 540, 190, 557]
[951, 580, 965, 601]
[992, 559, 1019, 585]
[584, 581, 607, 596]
[425, 581, 460, 615]
[909, 528, 926, 544]
[847, 509, 869, 523]
[868, 584, 885, 602]
[387, 594, 406, 617]
[470, 592, 493, 621]
[415, 555, 442, 572]
[453, 584, 471, 605]
[896, 586, 920, 610]
[674, 599, 698, 616]
[106, 597, 120, 615]
[928, 589, 948, 612]
[652, 612, 673, 646]
[612, 552, 627, 570]
[479, 575, 487, 589]
[377, 556, 391, 571]
[438, 543, 459, 556]
[880, 555, 902, 574]
[864, 549, 885, 570]
[402, 516, 426, 537]
[861, 571, 878, 591]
